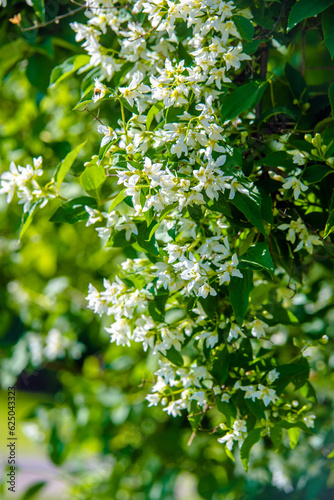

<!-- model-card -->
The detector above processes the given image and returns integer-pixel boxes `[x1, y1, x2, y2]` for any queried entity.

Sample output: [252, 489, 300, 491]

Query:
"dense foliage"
[1, 0, 334, 498]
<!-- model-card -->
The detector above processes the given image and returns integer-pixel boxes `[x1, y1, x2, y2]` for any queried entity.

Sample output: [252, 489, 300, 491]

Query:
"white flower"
[44, 329, 68, 360]
[198, 283, 217, 298]
[250, 319, 268, 339]
[223, 45, 251, 72]
[288, 150, 308, 165]
[163, 399, 184, 417]
[85, 206, 102, 226]
[217, 419, 247, 449]
[92, 78, 107, 102]
[278, 218, 305, 244]
[146, 393, 160, 407]
[295, 231, 323, 254]
[267, 369, 280, 383]
[119, 71, 150, 107]
[195, 329, 219, 348]
[105, 318, 132, 346]
[303, 414, 316, 428]
[282, 176, 308, 200]
[250, 384, 279, 407]
[217, 253, 243, 285]
[97, 125, 116, 147]
[221, 393, 230, 402]
[228, 178, 249, 199]
[217, 432, 235, 450]
[227, 323, 244, 342]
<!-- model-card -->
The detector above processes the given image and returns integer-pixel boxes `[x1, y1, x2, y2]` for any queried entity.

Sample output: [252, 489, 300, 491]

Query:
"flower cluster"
[0, 157, 54, 212]
[1, 0, 328, 462]
[278, 218, 323, 254]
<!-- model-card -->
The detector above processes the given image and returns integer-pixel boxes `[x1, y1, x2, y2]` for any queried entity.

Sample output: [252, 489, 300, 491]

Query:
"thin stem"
[21, 5, 85, 32]
[120, 100, 129, 145]
[255, 42, 269, 120]
[77, 105, 105, 126]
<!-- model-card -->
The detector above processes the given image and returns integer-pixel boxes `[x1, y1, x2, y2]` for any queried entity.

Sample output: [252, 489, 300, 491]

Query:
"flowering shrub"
[2, 0, 334, 472]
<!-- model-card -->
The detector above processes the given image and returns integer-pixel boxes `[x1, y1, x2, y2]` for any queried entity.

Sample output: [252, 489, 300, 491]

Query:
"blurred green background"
[0, 1, 334, 499]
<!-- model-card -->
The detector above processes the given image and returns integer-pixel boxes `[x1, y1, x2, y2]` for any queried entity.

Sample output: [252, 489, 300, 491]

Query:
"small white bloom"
[267, 369, 280, 383]
[282, 176, 308, 200]
[92, 78, 107, 102]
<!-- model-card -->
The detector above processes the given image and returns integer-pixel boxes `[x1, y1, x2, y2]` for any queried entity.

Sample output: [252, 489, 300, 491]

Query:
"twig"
[187, 431, 196, 447]
[131, 23, 161, 41]
[255, 42, 269, 120]
[21, 5, 85, 32]
[254, 0, 286, 40]
[77, 105, 105, 126]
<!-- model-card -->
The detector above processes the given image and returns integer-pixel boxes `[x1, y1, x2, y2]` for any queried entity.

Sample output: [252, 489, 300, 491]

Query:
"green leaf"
[277, 360, 309, 379]
[50, 55, 90, 87]
[225, 447, 235, 462]
[259, 189, 274, 225]
[113, 61, 134, 88]
[188, 400, 203, 431]
[49, 425, 66, 465]
[327, 449, 334, 459]
[263, 304, 299, 326]
[329, 82, 334, 119]
[206, 195, 232, 217]
[245, 399, 265, 421]
[49, 197, 97, 224]
[288, 0, 334, 31]
[217, 399, 236, 427]
[270, 426, 283, 451]
[98, 140, 114, 163]
[107, 229, 136, 249]
[147, 202, 178, 241]
[259, 106, 297, 124]
[30, 0, 45, 21]
[73, 90, 93, 111]
[243, 39, 262, 55]
[221, 82, 264, 122]
[302, 164, 333, 183]
[239, 243, 275, 278]
[233, 15, 255, 41]
[324, 209, 334, 238]
[299, 381, 318, 403]
[211, 346, 230, 385]
[146, 102, 164, 130]
[163, 346, 183, 367]
[148, 291, 169, 322]
[109, 189, 127, 213]
[229, 270, 253, 325]
[135, 221, 159, 255]
[240, 428, 262, 472]
[276, 420, 311, 434]
[80, 164, 106, 197]
[322, 7, 334, 59]
[230, 190, 266, 235]
[262, 150, 294, 169]
[20, 202, 39, 239]
[178, 41, 193, 66]
[287, 427, 300, 450]
[20, 481, 47, 500]
[119, 96, 138, 115]
[55, 142, 86, 194]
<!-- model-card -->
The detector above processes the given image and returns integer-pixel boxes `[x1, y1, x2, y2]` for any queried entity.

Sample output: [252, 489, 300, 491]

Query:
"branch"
[77, 105, 106, 126]
[20, 5, 85, 32]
